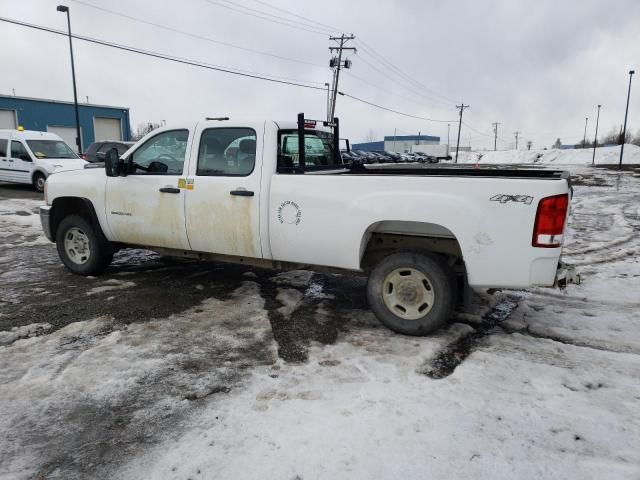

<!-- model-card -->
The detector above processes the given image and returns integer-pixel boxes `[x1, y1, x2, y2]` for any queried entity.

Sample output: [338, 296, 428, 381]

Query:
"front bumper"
[555, 261, 580, 289]
[39, 205, 54, 242]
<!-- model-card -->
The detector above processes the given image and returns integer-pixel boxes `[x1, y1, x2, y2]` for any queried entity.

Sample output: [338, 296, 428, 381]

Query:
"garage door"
[47, 125, 81, 153]
[94, 117, 122, 142]
[0, 109, 17, 129]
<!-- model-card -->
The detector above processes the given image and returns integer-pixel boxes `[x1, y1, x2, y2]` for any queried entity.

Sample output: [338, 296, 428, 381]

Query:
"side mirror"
[20, 154, 32, 162]
[104, 148, 121, 177]
[96, 151, 106, 161]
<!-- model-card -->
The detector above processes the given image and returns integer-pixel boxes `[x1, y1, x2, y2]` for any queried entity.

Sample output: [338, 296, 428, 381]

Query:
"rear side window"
[277, 129, 337, 170]
[197, 128, 256, 177]
[0, 139, 7, 157]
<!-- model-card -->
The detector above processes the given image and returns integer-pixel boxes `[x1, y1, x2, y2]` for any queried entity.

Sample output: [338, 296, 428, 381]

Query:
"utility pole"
[619, 70, 635, 170]
[492, 122, 501, 151]
[324, 83, 330, 120]
[513, 131, 520, 150]
[582, 117, 589, 148]
[592, 104, 601, 165]
[455, 104, 469, 163]
[447, 123, 450, 156]
[328, 34, 356, 121]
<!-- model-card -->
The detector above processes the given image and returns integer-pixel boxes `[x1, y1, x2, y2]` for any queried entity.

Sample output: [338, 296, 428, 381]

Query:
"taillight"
[532, 194, 569, 248]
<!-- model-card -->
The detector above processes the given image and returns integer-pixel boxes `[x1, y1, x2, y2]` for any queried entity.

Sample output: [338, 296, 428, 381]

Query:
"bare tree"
[526, 140, 532, 150]
[553, 138, 562, 149]
[602, 125, 631, 145]
[133, 121, 162, 141]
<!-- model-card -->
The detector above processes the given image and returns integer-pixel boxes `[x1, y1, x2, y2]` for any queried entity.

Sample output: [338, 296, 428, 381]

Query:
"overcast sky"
[1, 0, 639, 149]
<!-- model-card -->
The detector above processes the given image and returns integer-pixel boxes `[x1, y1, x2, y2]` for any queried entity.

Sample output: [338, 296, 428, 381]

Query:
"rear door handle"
[230, 190, 254, 197]
[159, 187, 181, 194]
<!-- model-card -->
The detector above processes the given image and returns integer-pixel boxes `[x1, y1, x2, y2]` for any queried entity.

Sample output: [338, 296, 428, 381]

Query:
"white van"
[0, 129, 87, 192]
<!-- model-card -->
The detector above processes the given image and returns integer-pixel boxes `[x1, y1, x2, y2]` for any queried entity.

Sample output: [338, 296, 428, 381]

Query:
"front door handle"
[230, 190, 254, 197]
[159, 187, 181, 194]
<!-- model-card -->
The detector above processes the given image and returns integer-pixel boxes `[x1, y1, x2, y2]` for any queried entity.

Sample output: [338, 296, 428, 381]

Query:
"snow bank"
[455, 144, 640, 165]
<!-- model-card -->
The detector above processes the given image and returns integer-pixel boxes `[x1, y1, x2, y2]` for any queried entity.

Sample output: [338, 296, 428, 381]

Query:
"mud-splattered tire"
[56, 215, 113, 276]
[367, 252, 454, 336]
[32, 172, 46, 193]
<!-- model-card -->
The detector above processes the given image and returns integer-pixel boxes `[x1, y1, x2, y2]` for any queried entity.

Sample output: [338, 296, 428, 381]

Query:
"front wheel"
[56, 215, 113, 275]
[32, 172, 46, 193]
[367, 252, 454, 336]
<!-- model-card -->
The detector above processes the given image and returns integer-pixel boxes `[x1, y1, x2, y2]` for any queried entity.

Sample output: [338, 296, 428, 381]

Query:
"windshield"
[26, 140, 78, 159]
[277, 129, 339, 169]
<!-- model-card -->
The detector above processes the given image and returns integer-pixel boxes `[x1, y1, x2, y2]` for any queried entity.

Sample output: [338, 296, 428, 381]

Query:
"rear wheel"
[367, 252, 454, 335]
[32, 172, 46, 193]
[56, 215, 113, 275]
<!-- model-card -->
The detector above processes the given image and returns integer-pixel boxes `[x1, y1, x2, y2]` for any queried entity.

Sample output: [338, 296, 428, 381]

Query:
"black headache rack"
[277, 113, 347, 174]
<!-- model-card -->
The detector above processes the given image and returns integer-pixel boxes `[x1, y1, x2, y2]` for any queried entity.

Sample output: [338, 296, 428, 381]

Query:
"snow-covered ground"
[1, 166, 640, 479]
[455, 143, 640, 165]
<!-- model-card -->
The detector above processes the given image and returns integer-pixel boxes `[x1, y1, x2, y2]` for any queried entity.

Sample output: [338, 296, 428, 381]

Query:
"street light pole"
[57, 5, 82, 155]
[592, 105, 601, 165]
[619, 70, 635, 170]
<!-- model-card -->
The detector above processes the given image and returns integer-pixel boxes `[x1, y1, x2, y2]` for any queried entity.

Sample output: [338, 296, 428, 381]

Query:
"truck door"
[105, 129, 192, 250]
[9, 141, 32, 183]
[184, 124, 262, 258]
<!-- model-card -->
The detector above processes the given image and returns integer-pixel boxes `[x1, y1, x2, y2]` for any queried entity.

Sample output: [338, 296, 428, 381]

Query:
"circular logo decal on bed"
[277, 201, 302, 225]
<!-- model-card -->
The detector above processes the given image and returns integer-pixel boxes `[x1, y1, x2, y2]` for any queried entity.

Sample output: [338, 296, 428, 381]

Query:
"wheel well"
[31, 170, 46, 181]
[360, 228, 470, 308]
[360, 221, 462, 267]
[50, 197, 100, 241]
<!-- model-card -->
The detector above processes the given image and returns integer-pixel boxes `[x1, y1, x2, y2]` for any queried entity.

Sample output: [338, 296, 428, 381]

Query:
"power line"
[356, 40, 458, 105]
[339, 91, 456, 123]
[68, 0, 325, 68]
[2, 16, 458, 126]
[355, 54, 453, 108]
[0, 17, 327, 90]
[200, 0, 331, 36]
[248, 0, 343, 33]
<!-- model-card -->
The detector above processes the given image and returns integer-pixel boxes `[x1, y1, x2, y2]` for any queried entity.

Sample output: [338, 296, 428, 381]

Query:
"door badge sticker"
[277, 201, 302, 225]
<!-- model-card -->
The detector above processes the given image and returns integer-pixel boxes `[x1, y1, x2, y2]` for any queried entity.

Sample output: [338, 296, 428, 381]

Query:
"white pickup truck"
[40, 115, 577, 335]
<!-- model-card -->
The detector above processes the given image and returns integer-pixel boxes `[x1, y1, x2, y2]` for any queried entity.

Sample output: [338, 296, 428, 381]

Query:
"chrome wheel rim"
[36, 177, 45, 191]
[382, 268, 435, 320]
[64, 227, 91, 265]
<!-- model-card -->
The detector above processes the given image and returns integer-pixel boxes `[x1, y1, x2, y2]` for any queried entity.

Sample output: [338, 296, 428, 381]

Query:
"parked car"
[82, 141, 135, 163]
[353, 150, 378, 163]
[40, 115, 577, 336]
[0, 129, 87, 192]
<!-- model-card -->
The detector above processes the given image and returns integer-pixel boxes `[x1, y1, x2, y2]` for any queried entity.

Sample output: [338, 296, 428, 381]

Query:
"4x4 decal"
[490, 194, 534, 205]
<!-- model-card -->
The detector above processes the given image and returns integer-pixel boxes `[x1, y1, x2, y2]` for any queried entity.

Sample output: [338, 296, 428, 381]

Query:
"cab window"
[197, 128, 256, 177]
[11, 141, 31, 161]
[277, 130, 337, 170]
[129, 130, 188, 175]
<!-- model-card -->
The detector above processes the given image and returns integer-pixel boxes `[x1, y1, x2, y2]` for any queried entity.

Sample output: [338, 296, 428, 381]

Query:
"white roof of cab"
[0, 129, 63, 141]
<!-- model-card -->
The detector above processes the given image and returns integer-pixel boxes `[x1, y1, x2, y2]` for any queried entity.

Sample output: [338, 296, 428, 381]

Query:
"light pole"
[619, 70, 635, 170]
[592, 105, 601, 165]
[324, 83, 330, 122]
[57, 5, 82, 155]
[446, 123, 450, 157]
[582, 117, 588, 148]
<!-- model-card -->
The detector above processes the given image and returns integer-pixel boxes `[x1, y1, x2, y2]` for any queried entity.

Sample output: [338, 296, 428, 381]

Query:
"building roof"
[383, 134, 440, 142]
[0, 94, 129, 111]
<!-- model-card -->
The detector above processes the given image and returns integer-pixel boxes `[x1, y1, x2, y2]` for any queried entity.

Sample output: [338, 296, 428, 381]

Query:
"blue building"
[353, 134, 440, 153]
[0, 94, 131, 153]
